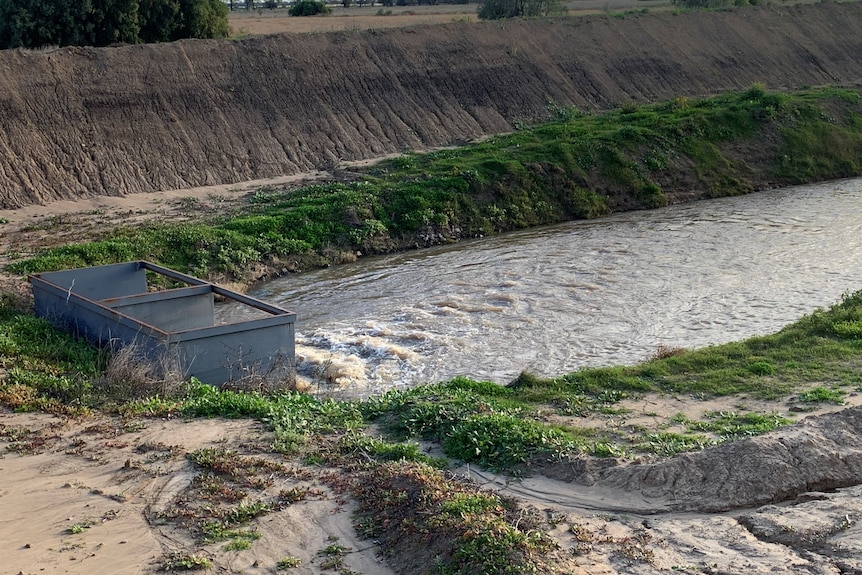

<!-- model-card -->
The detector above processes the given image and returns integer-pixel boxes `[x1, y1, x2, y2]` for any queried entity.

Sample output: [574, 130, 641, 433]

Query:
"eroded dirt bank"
[456, 406, 862, 574]
[2, 3, 862, 208]
[598, 406, 862, 513]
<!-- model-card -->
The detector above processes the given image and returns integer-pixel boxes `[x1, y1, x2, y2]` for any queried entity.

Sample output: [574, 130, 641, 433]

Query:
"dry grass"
[93, 341, 298, 399]
[651, 343, 688, 360]
[222, 352, 299, 394]
[94, 344, 187, 400]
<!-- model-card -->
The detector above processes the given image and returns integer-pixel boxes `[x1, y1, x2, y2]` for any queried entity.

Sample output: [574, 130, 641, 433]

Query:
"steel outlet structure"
[29, 261, 296, 386]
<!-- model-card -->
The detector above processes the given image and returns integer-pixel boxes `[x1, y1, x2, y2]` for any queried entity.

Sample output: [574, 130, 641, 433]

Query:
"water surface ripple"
[235, 178, 862, 395]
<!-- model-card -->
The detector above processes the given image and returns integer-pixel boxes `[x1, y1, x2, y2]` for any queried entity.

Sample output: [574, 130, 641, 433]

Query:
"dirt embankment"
[2, 3, 862, 208]
[467, 406, 862, 574]
[600, 405, 862, 513]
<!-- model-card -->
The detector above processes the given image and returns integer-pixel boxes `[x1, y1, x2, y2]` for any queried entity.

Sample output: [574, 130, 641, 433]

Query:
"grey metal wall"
[30, 261, 296, 387]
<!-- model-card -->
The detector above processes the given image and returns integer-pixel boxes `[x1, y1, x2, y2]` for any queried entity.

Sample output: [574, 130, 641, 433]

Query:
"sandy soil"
[0, 410, 395, 575]
[4, 391, 862, 574]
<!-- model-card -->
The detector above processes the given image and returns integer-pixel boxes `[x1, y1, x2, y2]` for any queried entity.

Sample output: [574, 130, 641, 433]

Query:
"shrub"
[288, 0, 331, 15]
[748, 360, 776, 376]
[671, 0, 743, 7]
[478, 0, 561, 19]
[442, 413, 575, 471]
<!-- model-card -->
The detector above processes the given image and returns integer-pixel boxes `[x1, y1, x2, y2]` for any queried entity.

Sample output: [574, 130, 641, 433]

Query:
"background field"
[228, 0, 673, 34]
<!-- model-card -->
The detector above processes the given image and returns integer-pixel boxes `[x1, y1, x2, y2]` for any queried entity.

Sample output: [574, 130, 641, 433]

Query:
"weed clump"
[276, 556, 302, 569]
[350, 461, 561, 575]
[159, 553, 211, 571]
[797, 386, 845, 404]
[93, 344, 187, 401]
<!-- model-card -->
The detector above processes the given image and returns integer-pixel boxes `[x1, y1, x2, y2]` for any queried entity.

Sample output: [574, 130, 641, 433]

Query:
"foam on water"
[293, 324, 427, 393]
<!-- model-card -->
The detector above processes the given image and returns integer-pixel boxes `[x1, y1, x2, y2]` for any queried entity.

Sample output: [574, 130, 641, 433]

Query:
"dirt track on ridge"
[2, 3, 862, 208]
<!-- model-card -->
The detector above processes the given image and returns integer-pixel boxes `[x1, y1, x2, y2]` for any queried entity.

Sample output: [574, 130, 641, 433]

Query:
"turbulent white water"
[220, 178, 862, 397]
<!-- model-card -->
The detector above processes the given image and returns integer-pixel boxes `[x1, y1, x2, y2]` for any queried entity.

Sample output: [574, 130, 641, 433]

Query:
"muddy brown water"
[220, 178, 862, 396]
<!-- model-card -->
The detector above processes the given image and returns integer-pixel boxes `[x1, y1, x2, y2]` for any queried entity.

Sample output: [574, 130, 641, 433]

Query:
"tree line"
[0, 0, 229, 49]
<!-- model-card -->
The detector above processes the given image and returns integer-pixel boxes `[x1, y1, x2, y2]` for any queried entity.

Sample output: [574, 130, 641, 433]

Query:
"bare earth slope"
[1, 3, 862, 208]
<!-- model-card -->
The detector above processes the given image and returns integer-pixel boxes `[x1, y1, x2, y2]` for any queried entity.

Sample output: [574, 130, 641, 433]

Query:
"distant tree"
[175, 0, 230, 39]
[90, 0, 141, 45]
[288, 0, 331, 15]
[0, 0, 228, 49]
[0, 0, 92, 49]
[138, 0, 180, 43]
[477, 0, 560, 19]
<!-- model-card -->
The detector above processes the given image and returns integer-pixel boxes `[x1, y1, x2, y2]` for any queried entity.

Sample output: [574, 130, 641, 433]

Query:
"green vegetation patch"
[688, 410, 792, 440]
[123, 382, 367, 451]
[10, 87, 862, 287]
[4, 288, 862, 467]
[350, 461, 561, 575]
[442, 413, 579, 471]
[797, 386, 846, 404]
[0, 295, 104, 415]
[362, 376, 587, 471]
[512, 290, 862, 404]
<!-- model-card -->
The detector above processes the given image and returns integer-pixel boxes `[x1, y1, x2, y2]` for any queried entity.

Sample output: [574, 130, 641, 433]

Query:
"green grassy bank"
[3, 288, 861, 463]
[7, 84, 862, 283]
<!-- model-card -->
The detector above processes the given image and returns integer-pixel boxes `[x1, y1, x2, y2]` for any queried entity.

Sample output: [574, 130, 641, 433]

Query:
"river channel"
[233, 178, 862, 396]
